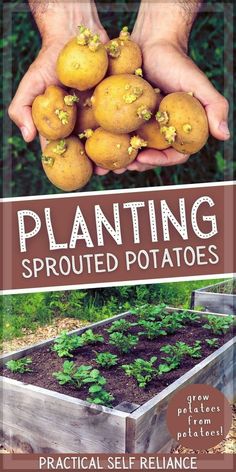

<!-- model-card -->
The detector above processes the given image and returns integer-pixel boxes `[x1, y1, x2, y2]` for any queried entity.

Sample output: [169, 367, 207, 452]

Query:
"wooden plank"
[192, 290, 235, 315]
[0, 377, 128, 453]
[127, 338, 235, 453]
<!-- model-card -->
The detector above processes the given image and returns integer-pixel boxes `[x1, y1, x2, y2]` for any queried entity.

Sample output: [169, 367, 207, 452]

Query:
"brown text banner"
[0, 453, 234, 471]
[0, 182, 235, 294]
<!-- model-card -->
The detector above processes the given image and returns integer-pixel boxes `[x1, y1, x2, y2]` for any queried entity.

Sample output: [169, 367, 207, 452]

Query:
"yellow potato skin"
[92, 74, 158, 134]
[42, 136, 93, 192]
[159, 92, 209, 154]
[138, 118, 170, 150]
[85, 127, 138, 170]
[56, 37, 108, 91]
[106, 38, 142, 75]
[32, 85, 77, 140]
[72, 90, 99, 134]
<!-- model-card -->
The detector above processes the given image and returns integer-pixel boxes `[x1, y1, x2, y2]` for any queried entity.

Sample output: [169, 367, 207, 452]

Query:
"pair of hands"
[8, 11, 230, 176]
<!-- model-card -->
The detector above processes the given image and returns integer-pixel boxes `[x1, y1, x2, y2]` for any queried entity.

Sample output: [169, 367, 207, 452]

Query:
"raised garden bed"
[0, 306, 235, 453]
[191, 279, 236, 315]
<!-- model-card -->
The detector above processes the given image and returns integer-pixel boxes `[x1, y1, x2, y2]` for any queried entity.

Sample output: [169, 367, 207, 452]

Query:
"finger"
[8, 67, 45, 142]
[94, 166, 110, 176]
[127, 162, 158, 172]
[182, 61, 230, 141]
[195, 82, 229, 141]
[39, 135, 48, 152]
[205, 97, 230, 141]
[99, 29, 110, 44]
[113, 168, 127, 174]
[136, 148, 190, 167]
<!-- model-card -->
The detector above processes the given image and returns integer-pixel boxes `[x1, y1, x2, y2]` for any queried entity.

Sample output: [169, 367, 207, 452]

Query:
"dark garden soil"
[2, 314, 234, 408]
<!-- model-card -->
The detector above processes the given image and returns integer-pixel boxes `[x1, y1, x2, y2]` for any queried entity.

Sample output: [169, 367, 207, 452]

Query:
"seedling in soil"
[158, 314, 183, 334]
[131, 303, 169, 321]
[161, 341, 202, 368]
[52, 331, 83, 357]
[82, 369, 107, 387]
[81, 329, 104, 345]
[109, 332, 139, 353]
[176, 311, 200, 324]
[122, 357, 157, 388]
[158, 362, 178, 374]
[106, 319, 136, 334]
[6, 357, 32, 374]
[138, 320, 167, 339]
[95, 352, 118, 368]
[206, 338, 219, 348]
[203, 315, 234, 335]
[187, 340, 202, 358]
[87, 385, 114, 406]
[53, 361, 93, 387]
[84, 369, 114, 406]
[53, 362, 113, 405]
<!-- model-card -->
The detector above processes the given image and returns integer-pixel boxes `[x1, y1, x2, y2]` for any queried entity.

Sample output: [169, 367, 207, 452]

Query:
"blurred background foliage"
[0, 278, 225, 346]
[1, 0, 234, 197]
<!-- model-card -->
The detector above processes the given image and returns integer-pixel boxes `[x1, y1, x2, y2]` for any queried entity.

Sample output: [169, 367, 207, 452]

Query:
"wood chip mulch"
[1, 317, 89, 355]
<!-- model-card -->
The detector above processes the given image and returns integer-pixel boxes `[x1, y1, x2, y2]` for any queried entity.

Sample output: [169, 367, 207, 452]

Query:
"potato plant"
[52, 331, 83, 358]
[6, 357, 32, 374]
[109, 332, 139, 353]
[82, 368, 107, 387]
[160, 341, 202, 368]
[81, 368, 114, 406]
[157, 314, 183, 334]
[138, 320, 167, 339]
[87, 385, 114, 406]
[122, 357, 157, 388]
[157, 362, 178, 375]
[53, 362, 114, 406]
[206, 338, 219, 348]
[175, 311, 200, 324]
[106, 318, 136, 334]
[95, 352, 118, 368]
[53, 361, 92, 387]
[203, 315, 234, 335]
[80, 329, 104, 345]
[131, 303, 169, 321]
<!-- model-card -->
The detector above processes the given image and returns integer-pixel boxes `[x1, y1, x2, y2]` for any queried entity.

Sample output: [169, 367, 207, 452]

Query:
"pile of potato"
[32, 26, 209, 191]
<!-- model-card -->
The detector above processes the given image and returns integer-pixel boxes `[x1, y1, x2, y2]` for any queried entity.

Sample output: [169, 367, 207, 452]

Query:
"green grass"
[1, 0, 235, 197]
[0, 279, 225, 346]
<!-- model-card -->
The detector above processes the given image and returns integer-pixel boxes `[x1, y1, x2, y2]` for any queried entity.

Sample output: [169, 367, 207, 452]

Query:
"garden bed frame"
[0, 308, 235, 453]
[191, 279, 235, 315]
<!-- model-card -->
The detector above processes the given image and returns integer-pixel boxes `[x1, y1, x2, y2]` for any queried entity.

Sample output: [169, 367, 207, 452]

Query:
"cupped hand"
[8, 40, 64, 143]
[122, 38, 230, 174]
[8, 28, 109, 148]
[97, 37, 230, 176]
